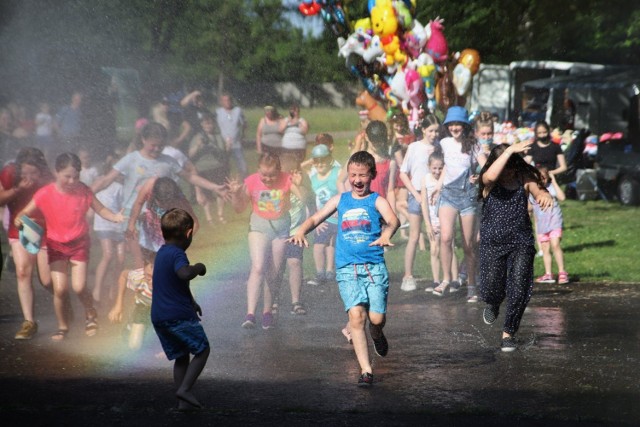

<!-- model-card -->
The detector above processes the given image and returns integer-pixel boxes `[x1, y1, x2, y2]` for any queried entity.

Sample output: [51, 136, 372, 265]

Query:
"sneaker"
[449, 281, 461, 293]
[536, 250, 544, 257]
[466, 286, 478, 303]
[262, 312, 275, 330]
[15, 320, 38, 340]
[501, 336, 517, 352]
[458, 272, 468, 286]
[425, 282, 436, 293]
[536, 273, 555, 284]
[357, 372, 374, 387]
[307, 273, 325, 286]
[241, 314, 256, 329]
[483, 305, 499, 325]
[369, 324, 388, 357]
[557, 271, 570, 285]
[400, 276, 417, 292]
[324, 271, 336, 283]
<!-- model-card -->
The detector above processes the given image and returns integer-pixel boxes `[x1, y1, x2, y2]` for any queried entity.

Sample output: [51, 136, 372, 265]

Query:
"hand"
[369, 236, 394, 247]
[424, 225, 434, 242]
[430, 186, 441, 206]
[290, 169, 302, 186]
[193, 301, 203, 317]
[14, 215, 24, 229]
[195, 263, 207, 276]
[16, 177, 35, 191]
[286, 234, 308, 248]
[226, 177, 243, 194]
[536, 191, 554, 211]
[112, 210, 126, 223]
[507, 139, 534, 155]
[125, 227, 138, 240]
[469, 174, 479, 184]
[315, 222, 328, 235]
[108, 306, 122, 323]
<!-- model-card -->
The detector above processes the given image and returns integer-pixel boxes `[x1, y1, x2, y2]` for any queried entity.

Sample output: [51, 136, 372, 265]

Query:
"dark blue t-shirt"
[151, 244, 198, 324]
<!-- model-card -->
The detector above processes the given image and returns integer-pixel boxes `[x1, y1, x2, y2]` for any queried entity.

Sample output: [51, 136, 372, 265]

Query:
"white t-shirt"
[35, 113, 53, 137]
[423, 173, 440, 227]
[162, 146, 189, 169]
[400, 141, 436, 189]
[439, 137, 481, 185]
[94, 181, 124, 232]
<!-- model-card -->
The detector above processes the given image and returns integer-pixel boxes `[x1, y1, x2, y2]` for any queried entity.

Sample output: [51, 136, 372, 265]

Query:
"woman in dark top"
[523, 120, 567, 176]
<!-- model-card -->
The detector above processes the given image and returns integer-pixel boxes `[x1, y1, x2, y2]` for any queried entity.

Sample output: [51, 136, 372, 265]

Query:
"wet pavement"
[0, 251, 638, 426]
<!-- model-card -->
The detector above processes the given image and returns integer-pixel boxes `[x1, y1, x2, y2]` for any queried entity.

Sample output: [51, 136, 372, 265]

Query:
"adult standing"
[216, 93, 247, 179]
[523, 120, 567, 176]
[175, 90, 210, 150]
[255, 106, 283, 156]
[279, 103, 309, 164]
[55, 91, 83, 155]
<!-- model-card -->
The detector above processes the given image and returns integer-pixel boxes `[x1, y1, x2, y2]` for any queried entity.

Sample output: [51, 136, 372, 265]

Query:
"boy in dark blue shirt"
[152, 208, 208, 410]
[288, 151, 400, 387]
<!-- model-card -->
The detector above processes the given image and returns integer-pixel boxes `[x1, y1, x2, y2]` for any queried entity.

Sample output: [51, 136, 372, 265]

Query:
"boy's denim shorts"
[336, 262, 389, 314]
[313, 222, 337, 245]
[153, 319, 209, 361]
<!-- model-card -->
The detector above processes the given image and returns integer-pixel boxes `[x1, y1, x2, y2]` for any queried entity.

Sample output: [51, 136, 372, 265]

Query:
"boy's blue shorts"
[336, 262, 389, 314]
[153, 319, 209, 361]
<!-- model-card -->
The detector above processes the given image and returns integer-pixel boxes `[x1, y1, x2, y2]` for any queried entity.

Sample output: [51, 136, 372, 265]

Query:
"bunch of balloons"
[299, 0, 481, 130]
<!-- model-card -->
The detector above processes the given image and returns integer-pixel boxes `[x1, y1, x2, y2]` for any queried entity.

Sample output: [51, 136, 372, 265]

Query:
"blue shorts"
[314, 222, 337, 245]
[336, 263, 389, 314]
[285, 241, 304, 260]
[249, 212, 291, 240]
[439, 186, 478, 216]
[153, 319, 209, 361]
[407, 192, 421, 215]
[94, 230, 125, 242]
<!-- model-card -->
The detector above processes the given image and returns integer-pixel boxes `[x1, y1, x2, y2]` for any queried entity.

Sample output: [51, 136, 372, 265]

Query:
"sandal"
[291, 302, 307, 315]
[85, 308, 99, 337]
[433, 281, 449, 297]
[51, 329, 68, 341]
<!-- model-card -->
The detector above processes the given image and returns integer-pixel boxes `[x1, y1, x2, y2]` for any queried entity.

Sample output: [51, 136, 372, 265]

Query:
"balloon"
[458, 48, 481, 75]
[355, 90, 387, 122]
[299, 1, 321, 16]
[452, 63, 472, 96]
[371, 0, 406, 68]
[425, 18, 448, 64]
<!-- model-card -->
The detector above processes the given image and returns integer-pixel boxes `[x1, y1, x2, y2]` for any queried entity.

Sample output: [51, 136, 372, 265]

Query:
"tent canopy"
[522, 69, 640, 96]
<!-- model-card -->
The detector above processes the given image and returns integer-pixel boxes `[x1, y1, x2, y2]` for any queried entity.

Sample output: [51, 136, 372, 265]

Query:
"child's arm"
[549, 173, 566, 201]
[430, 165, 446, 205]
[13, 200, 38, 228]
[127, 178, 154, 238]
[176, 262, 207, 281]
[179, 169, 227, 199]
[371, 195, 400, 246]
[526, 180, 553, 211]
[337, 164, 347, 193]
[386, 159, 397, 210]
[92, 196, 125, 223]
[227, 178, 249, 212]
[419, 176, 434, 241]
[108, 269, 131, 323]
[482, 140, 533, 186]
[287, 194, 340, 247]
[91, 168, 121, 194]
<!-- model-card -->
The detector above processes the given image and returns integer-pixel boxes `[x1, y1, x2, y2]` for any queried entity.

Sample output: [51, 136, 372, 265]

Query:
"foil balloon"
[371, 0, 406, 68]
[299, 0, 321, 16]
[425, 18, 448, 64]
[452, 62, 472, 96]
[458, 48, 481, 75]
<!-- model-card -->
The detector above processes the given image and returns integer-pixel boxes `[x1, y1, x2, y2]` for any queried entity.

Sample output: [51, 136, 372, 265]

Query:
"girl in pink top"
[0, 147, 53, 340]
[16, 153, 125, 341]
[229, 153, 302, 330]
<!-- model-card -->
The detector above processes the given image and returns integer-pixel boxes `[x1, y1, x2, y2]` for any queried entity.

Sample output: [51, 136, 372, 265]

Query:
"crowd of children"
[0, 96, 571, 397]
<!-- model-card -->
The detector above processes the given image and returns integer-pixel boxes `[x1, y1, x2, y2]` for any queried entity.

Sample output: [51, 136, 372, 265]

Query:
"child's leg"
[438, 206, 458, 284]
[503, 246, 535, 338]
[35, 247, 53, 292]
[50, 260, 71, 331]
[313, 243, 327, 277]
[429, 235, 440, 283]
[111, 241, 125, 301]
[128, 322, 146, 351]
[287, 257, 302, 305]
[215, 194, 225, 222]
[266, 237, 287, 313]
[550, 237, 566, 273]
[403, 213, 422, 278]
[246, 232, 271, 316]
[174, 347, 210, 408]
[10, 241, 37, 323]
[348, 305, 372, 374]
[325, 239, 335, 275]
[368, 311, 386, 340]
[69, 260, 93, 311]
[541, 240, 552, 274]
[459, 213, 478, 287]
[93, 238, 114, 302]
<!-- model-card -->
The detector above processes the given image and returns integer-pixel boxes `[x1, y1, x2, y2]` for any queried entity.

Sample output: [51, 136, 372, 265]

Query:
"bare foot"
[177, 399, 201, 412]
[176, 390, 202, 408]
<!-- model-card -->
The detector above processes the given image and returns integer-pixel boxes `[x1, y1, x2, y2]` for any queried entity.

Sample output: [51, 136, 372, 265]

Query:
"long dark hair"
[14, 147, 54, 185]
[478, 143, 546, 200]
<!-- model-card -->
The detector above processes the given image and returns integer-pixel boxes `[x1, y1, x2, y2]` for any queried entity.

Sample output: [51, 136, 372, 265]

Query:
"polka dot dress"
[479, 184, 536, 335]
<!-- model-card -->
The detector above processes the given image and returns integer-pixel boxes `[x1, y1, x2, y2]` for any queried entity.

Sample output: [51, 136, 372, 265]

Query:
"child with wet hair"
[478, 142, 553, 352]
[288, 151, 400, 387]
[15, 152, 125, 341]
[151, 208, 209, 410]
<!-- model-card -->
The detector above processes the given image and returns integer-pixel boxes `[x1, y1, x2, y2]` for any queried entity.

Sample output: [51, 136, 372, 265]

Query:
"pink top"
[370, 159, 391, 198]
[244, 171, 292, 220]
[33, 182, 94, 243]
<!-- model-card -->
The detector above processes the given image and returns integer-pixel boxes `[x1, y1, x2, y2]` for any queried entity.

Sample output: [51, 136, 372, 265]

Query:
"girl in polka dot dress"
[477, 141, 553, 352]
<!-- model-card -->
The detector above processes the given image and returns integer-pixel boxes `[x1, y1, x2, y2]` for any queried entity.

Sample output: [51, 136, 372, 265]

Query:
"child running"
[228, 153, 302, 329]
[15, 153, 125, 341]
[477, 142, 553, 352]
[288, 151, 400, 387]
[151, 208, 209, 410]
[532, 166, 569, 284]
[399, 114, 440, 291]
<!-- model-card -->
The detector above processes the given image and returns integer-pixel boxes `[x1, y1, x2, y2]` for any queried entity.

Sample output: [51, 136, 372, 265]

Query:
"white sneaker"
[400, 277, 417, 291]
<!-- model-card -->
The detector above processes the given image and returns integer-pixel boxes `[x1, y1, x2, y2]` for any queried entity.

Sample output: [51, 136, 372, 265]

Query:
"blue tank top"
[335, 192, 384, 268]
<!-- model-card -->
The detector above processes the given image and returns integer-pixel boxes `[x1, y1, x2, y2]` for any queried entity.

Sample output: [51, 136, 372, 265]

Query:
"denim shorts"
[336, 262, 389, 314]
[285, 241, 303, 260]
[94, 230, 125, 242]
[407, 192, 421, 215]
[314, 222, 337, 245]
[153, 319, 210, 361]
[439, 185, 478, 216]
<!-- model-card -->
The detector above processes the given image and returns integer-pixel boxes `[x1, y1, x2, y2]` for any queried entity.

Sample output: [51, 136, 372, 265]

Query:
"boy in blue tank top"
[288, 151, 400, 387]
